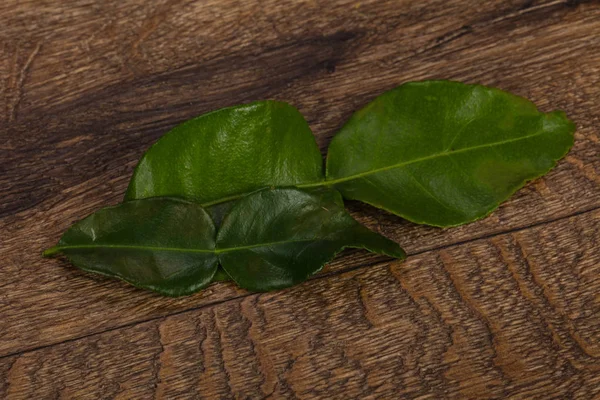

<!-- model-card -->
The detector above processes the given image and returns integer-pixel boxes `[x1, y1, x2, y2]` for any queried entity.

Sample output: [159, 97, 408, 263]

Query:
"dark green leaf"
[43, 198, 218, 297]
[325, 80, 575, 227]
[125, 101, 324, 207]
[216, 187, 405, 292]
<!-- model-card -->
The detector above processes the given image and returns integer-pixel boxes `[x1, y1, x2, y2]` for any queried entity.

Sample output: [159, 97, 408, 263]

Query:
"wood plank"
[1, 209, 599, 399]
[1, 0, 599, 358]
[0, 0, 569, 124]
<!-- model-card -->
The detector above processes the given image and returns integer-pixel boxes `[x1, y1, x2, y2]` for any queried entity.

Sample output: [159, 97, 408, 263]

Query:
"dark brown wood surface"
[1, 0, 599, 398]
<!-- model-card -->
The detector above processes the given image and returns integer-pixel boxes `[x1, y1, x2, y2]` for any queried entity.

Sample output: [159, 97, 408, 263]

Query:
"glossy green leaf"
[43, 198, 218, 297]
[44, 190, 404, 295]
[216, 187, 405, 292]
[125, 100, 324, 207]
[325, 80, 575, 227]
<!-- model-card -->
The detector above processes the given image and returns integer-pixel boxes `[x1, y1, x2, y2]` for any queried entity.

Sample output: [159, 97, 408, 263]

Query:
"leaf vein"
[45, 238, 323, 256]
[319, 128, 549, 186]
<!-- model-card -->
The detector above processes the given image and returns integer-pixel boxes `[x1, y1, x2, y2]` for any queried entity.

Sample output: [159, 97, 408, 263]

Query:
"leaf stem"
[201, 193, 250, 208]
[199, 129, 550, 208]
[43, 247, 61, 257]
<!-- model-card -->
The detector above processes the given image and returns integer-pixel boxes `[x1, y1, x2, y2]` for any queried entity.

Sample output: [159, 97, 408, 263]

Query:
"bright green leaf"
[125, 100, 324, 207]
[325, 80, 575, 227]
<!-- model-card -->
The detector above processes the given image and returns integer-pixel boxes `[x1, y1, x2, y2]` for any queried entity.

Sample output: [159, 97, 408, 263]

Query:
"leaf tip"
[392, 246, 408, 260]
[378, 243, 407, 261]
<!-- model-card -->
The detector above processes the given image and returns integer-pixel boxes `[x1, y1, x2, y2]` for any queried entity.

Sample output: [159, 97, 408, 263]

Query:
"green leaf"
[43, 198, 218, 297]
[216, 187, 405, 292]
[44, 190, 404, 295]
[125, 100, 324, 207]
[325, 80, 575, 227]
[125, 101, 324, 284]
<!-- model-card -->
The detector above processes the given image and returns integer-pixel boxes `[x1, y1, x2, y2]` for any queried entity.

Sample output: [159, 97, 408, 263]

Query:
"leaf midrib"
[44, 238, 320, 257]
[201, 129, 551, 207]
[317, 129, 550, 186]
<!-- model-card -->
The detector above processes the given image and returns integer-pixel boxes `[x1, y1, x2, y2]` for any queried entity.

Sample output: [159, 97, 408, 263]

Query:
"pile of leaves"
[44, 81, 575, 296]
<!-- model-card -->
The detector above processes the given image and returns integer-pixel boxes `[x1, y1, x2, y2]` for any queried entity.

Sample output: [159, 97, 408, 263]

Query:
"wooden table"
[1, 0, 599, 398]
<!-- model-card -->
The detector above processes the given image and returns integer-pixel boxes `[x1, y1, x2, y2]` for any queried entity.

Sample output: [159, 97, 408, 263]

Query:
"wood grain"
[1, 210, 599, 399]
[1, 0, 599, 397]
